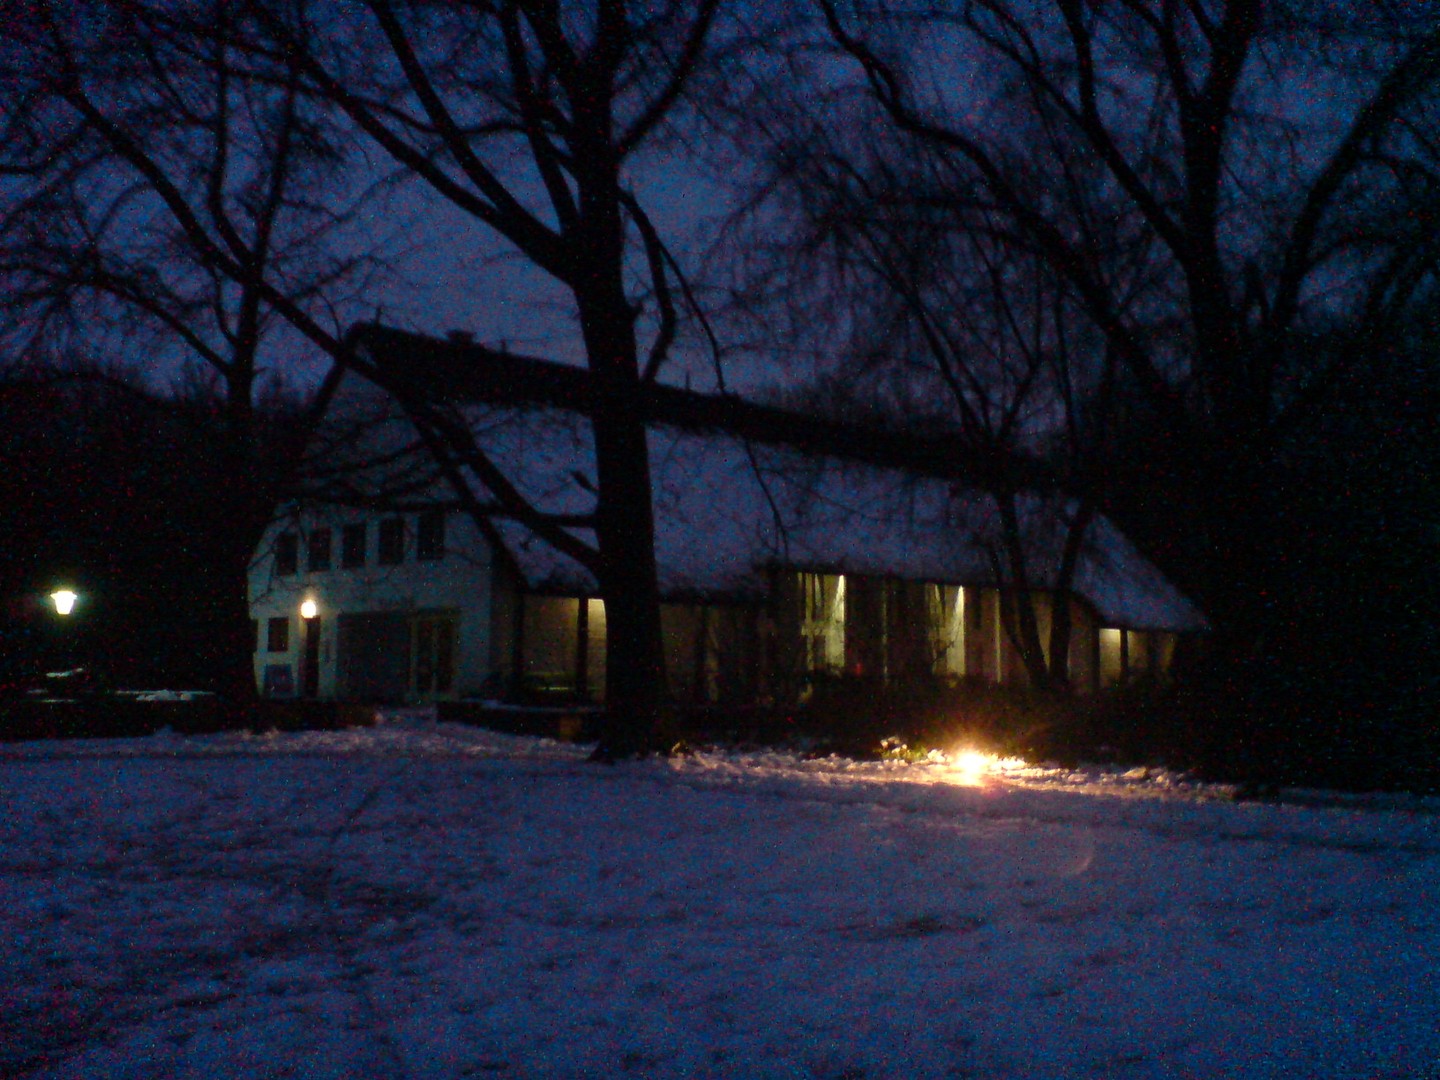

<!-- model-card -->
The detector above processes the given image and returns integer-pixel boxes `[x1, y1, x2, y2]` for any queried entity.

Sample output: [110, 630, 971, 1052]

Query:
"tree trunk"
[1045, 503, 1094, 693]
[208, 552, 261, 704]
[191, 471, 272, 706]
[582, 305, 668, 759]
[996, 492, 1055, 690]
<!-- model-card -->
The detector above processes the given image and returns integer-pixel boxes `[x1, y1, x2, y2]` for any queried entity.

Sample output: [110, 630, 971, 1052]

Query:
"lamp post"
[299, 597, 320, 698]
[46, 586, 84, 685]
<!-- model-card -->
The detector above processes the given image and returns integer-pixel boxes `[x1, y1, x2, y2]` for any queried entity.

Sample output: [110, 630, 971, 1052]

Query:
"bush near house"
[764, 671, 1440, 796]
[0, 670, 377, 742]
[0, 679, 241, 740]
[1022, 674, 1440, 795]
[754, 674, 1076, 760]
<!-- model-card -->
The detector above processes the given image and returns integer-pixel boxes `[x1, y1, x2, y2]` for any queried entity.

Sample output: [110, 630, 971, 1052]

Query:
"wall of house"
[488, 593, 767, 707]
[1096, 626, 1176, 689]
[248, 508, 495, 702]
[1068, 598, 1101, 691]
[253, 533, 1188, 708]
[661, 602, 764, 705]
[486, 589, 609, 703]
[773, 572, 1175, 696]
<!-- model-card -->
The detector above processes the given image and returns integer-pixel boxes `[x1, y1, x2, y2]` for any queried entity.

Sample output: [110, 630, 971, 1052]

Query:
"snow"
[483, 409, 1207, 631]
[3, 714, 1436, 1079]
[309, 373, 1206, 631]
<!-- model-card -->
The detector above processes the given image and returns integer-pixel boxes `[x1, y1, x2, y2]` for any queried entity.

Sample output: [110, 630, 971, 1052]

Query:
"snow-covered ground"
[2, 713, 1437, 1079]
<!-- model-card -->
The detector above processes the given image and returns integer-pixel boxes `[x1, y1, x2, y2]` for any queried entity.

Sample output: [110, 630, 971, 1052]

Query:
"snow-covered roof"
[303, 366, 1206, 633]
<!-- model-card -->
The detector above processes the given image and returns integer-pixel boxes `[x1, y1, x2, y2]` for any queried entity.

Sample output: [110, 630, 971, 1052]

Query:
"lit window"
[928, 584, 966, 677]
[275, 532, 298, 576]
[1099, 627, 1124, 687]
[308, 528, 332, 572]
[417, 509, 446, 561]
[341, 523, 367, 568]
[799, 572, 846, 672]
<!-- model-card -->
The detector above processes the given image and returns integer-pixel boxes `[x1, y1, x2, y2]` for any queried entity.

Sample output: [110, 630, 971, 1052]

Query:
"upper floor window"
[417, 509, 447, 561]
[378, 517, 405, 565]
[307, 528, 332, 572]
[275, 532, 298, 576]
[341, 523, 367, 569]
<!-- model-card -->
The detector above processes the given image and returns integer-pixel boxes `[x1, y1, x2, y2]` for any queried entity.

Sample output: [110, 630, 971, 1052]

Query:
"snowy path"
[1, 718, 1437, 1079]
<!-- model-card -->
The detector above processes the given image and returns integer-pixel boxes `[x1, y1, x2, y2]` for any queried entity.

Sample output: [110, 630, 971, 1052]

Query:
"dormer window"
[378, 517, 405, 565]
[417, 509, 446, 561]
[308, 528, 332, 572]
[275, 532, 298, 576]
[341, 523, 367, 568]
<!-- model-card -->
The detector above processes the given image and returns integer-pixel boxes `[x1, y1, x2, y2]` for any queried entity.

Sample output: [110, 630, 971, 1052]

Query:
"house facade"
[249, 329, 1203, 705]
[250, 506, 495, 702]
[250, 505, 1181, 706]
[253, 463, 1198, 711]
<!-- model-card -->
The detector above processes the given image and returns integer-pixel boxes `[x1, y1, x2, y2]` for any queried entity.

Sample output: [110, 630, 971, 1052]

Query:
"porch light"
[50, 588, 78, 616]
[300, 598, 318, 620]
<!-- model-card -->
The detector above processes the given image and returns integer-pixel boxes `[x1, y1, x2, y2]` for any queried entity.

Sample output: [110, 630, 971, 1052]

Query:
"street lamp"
[298, 597, 320, 699]
[50, 588, 78, 616]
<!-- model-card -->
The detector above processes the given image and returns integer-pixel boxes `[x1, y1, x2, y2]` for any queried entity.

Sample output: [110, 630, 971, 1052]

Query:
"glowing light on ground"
[951, 749, 994, 785]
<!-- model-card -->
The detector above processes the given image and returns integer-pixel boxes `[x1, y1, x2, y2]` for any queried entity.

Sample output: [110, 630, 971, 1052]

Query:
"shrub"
[799, 674, 1075, 759]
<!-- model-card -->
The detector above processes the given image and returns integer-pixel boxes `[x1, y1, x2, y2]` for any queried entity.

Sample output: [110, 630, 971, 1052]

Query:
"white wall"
[248, 507, 495, 701]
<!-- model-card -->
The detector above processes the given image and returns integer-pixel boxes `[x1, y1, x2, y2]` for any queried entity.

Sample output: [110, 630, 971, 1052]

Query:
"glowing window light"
[51, 589, 78, 616]
[300, 598, 318, 620]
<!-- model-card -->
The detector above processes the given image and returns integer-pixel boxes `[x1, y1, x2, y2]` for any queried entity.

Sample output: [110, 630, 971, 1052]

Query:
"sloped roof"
[304, 363, 1206, 633]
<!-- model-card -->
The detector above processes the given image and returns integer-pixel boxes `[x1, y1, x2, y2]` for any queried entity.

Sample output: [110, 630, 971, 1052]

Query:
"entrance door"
[336, 613, 411, 703]
[412, 613, 457, 699]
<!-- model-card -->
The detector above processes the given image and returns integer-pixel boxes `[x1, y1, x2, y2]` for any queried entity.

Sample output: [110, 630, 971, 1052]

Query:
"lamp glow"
[300, 598, 318, 620]
[952, 749, 993, 785]
[51, 589, 78, 616]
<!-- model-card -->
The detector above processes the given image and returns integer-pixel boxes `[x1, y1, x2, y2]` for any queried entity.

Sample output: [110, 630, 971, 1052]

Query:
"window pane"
[341, 523, 367, 568]
[929, 584, 965, 676]
[799, 572, 845, 672]
[308, 528, 332, 572]
[275, 532, 298, 576]
[267, 616, 290, 653]
[378, 518, 405, 564]
[417, 509, 446, 561]
[1099, 628, 1123, 687]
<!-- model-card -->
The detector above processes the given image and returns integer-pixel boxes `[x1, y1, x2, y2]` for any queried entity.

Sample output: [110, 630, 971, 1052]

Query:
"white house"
[248, 328, 1206, 705]
[249, 504, 498, 702]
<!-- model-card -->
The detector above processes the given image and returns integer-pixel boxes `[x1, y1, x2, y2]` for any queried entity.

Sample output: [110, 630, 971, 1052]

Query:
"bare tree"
[798, 1, 1440, 699]
[251, 0, 722, 756]
[717, 46, 1117, 690]
[0, 0, 379, 698]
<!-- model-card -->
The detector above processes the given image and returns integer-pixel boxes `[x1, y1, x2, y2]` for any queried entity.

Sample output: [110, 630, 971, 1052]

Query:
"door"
[336, 612, 411, 703]
[412, 612, 458, 699]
